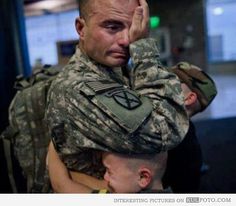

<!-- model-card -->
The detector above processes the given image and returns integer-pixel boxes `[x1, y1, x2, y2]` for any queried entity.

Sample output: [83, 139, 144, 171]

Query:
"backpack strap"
[3, 139, 18, 193]
[30, 65, 60, 85]
[14, 65, 61, 90]
[1, 126, 18, 193]
[0, 125, 18, 141]
[14, 75, 31, 90]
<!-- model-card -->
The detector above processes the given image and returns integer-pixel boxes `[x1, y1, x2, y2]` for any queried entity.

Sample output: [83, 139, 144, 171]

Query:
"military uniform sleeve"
[129, 38, 189, 151]
[45, 71, 106, 179]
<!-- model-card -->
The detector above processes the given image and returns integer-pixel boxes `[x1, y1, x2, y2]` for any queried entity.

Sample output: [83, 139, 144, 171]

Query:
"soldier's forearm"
[70, 171, 108, 190]
[129, 38, 189, 151]
[47, 141, 94, 193]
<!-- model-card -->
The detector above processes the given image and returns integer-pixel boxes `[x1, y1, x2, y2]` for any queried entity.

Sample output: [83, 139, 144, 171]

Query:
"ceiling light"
[213, 7, 224, 15]
[24, 0, 77, 16]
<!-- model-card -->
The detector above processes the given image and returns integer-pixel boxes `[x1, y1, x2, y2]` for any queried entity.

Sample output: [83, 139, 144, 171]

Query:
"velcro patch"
[82, 80, 153, 133]
[96, 88, 152, 133]
[86, 80, 123, 94]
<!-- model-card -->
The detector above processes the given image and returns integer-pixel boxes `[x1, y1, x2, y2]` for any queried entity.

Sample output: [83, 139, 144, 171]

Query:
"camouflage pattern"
[171, 62, 217, 111]
[46, 38, 189, 178]
[1, 66, 60, 192]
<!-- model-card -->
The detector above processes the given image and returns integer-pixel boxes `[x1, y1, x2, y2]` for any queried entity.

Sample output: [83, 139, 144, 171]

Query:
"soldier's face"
[102, 153, 140, 193]
[76, 0, 139, 67]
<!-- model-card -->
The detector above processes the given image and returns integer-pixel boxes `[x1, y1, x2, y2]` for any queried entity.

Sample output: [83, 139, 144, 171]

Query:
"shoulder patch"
[95, 89, 152, 132]
[81, 80, 153, 133]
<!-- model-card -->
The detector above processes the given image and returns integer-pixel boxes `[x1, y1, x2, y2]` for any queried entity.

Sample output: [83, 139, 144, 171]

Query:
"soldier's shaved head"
[78, 0, 92, 19]
[78, 0, 140, 20]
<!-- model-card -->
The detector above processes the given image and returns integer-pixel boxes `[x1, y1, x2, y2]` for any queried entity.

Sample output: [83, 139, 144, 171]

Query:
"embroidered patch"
[112, 90, 142, 110]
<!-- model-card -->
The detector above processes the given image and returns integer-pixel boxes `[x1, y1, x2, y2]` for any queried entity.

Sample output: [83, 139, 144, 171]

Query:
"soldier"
[46, 0, 189, 192]
[163, 62, 217, 192]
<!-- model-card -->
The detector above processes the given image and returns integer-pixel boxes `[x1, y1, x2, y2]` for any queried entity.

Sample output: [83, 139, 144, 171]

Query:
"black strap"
[2, 139, 18, 193]
[0, 126, 18, 142]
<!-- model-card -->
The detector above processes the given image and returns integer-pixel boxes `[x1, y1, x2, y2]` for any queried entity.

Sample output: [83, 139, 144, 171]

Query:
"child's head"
[171, 62, 217, 116]
[102, 152, 167, 193]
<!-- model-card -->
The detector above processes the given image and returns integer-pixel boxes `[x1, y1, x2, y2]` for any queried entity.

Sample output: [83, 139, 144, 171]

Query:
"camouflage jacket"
[45, 38, 189, 178]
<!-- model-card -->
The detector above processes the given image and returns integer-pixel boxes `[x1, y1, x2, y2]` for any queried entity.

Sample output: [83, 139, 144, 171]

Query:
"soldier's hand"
[129, 0, 149, 43]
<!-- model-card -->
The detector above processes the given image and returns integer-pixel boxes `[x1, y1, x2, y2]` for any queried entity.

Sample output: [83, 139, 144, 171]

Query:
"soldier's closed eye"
[102, 20, 124, 32]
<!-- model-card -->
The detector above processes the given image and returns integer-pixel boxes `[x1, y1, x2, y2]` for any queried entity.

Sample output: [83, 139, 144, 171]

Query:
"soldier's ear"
[138, 168, 151, 189]
[75, 17, 86, 39]
[185, 91, 198, 106]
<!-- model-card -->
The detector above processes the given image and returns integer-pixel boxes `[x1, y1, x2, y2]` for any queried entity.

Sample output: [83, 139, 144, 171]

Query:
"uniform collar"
[69, 46, 129, 85]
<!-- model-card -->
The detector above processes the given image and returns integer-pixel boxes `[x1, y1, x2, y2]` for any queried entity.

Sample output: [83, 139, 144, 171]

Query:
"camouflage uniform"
[45, 38, 189, 178]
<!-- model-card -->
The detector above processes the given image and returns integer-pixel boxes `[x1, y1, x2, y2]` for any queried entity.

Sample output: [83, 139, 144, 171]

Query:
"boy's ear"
[138, 168, 152, 189]
[75, 17, 86, 39]
[185, 91, 198, 106]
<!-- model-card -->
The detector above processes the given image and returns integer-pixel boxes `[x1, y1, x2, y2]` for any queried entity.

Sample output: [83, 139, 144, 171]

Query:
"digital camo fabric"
[1, 67, 60, 192]
[129, 38, 189, 151]
[46, 38, 189, 178]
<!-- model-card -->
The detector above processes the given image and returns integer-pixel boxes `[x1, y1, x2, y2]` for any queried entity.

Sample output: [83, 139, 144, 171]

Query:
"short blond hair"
[117, 152, 168, 180]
